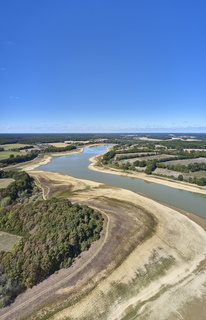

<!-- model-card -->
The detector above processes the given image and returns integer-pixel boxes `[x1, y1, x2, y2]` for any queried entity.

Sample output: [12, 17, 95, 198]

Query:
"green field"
[0, 143, 32, 150]
[0, 151, 23, 160]
[185, 171, 206, 178]
[0, 232, 22, 252]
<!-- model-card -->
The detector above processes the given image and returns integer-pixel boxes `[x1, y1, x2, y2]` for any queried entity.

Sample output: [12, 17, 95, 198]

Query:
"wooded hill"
[0, 171, 103, 307]
[0, 198, 103, 307]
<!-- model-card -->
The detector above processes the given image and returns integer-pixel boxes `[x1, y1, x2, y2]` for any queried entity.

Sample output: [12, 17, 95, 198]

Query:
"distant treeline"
[0, 133, 116, 145]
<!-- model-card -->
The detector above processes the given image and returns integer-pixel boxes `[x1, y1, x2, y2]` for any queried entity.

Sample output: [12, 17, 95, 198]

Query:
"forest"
[0, 170, 103, 307]
[0, 170, 40, 207]
[0, 198, 103, 307]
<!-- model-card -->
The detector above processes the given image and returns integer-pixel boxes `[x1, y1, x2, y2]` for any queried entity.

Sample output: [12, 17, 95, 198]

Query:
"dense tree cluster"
[0, 171, 39, 207]
[9, 146, 34, 151]
[0, 198, 103, 307]
[102, 150, 116, 164]
[43, 145, 76, 153]
[0, 152, 38, 167]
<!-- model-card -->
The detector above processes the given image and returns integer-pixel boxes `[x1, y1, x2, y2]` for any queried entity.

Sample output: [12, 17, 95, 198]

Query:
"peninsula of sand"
[1, 146, 206, 320]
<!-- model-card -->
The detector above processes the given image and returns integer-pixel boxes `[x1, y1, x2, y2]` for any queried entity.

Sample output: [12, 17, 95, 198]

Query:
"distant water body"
[39, 145, 206, 219]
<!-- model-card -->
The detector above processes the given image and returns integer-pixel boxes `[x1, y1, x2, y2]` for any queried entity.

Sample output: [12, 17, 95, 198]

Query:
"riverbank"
[20, 147, 84, 171]
[21, 144, 206, 196]
[88, 153, 206, 196]
[2, 168, 205, 320]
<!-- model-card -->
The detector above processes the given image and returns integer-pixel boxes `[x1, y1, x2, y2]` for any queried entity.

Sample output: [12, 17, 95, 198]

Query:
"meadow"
[0, 151, 23, 160]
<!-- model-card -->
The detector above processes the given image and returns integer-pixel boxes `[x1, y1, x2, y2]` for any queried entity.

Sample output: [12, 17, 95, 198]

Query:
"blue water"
[39, 145, 206, 219]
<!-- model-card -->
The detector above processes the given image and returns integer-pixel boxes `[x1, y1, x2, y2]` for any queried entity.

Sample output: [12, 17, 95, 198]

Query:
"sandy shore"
[88, 154, 206, 195]
[21, 147, 84, 171]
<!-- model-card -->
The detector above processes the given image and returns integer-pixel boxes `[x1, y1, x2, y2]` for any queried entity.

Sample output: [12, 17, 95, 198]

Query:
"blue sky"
[1, 0, 206, 133]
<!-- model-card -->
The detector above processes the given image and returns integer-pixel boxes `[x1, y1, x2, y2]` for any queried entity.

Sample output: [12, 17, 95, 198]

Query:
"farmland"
[0, 143, 33, 150]
[0, 151, 23, 160]
[102, 136, 206, 186]
[0, 178, 14, 188]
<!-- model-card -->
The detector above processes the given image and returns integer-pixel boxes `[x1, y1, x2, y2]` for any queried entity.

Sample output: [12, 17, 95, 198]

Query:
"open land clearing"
[0, 165, 206, 319]
[162, 157, 206, 165]
[0, 179, 14, 188]
[0, 232, 22, 252]
[0, 144, 33, 151]
[0, 151, 23, 160]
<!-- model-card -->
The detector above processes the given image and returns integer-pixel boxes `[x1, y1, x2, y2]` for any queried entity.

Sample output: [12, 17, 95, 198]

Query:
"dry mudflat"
[0, 167, 205, 320]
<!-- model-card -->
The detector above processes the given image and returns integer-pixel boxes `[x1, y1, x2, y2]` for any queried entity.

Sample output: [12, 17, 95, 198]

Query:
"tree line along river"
[39, 144, 206, 220]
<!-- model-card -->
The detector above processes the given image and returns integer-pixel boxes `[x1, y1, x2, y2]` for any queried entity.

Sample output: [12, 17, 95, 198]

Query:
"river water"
[39, 145, 206, 219]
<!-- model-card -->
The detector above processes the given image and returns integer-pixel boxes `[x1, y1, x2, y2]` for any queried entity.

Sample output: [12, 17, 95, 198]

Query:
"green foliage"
[0, 152, 38, 167]
[0, 171, 37, 205]
[178, 174, 183, 181]
[0, 198, 103, 306]
[102, 150, 115, 164]
[43, 145, 76, 153]
[144, 160, 157, 175]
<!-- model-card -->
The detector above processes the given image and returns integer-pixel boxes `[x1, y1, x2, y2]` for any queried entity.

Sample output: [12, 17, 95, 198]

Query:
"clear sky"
[1, 0, 206, 133]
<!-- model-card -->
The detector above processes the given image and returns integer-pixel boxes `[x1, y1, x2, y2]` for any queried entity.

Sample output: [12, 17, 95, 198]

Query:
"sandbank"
[88, 153, 206, 195]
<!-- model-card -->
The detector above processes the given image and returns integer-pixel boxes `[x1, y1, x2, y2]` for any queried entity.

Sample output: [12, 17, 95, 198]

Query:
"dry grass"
[162, 157, 206, 165]
[0, 178, 14, 188]
[0, 143, 32, 150]
[0, 232, 22, 252]
[0, 151, 23, 160]
[50, 143, 69, 148]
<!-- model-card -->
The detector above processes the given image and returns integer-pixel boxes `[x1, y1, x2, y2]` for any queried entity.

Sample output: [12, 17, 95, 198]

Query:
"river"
[39, 144, 206, 219]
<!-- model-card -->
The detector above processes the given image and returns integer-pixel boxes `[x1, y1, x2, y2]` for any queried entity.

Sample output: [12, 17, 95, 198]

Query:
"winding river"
[39, 145, 206, 219]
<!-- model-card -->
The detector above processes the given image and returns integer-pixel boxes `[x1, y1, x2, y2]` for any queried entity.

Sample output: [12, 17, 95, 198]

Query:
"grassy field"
[161, 157, 206, 165]
[154, 168, 206, 179]
[0, 143, 33, 150]
[0, 151, 23, 160]
[0, 232, 22, 252]
[0, 178, 14, 188]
